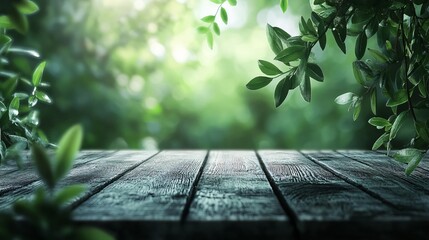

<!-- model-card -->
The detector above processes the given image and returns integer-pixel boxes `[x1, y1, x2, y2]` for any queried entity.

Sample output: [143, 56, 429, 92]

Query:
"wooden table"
[1, 150, 429, 240]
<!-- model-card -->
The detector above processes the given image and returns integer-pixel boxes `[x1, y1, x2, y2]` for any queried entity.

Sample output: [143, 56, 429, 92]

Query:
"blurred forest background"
[11, 0, 391, 149]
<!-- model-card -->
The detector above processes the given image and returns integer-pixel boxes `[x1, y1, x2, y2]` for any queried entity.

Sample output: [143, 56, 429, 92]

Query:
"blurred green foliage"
[0, 125, 113, 240]
[12, 0, 394, 150]
[0, 0, 51, 165]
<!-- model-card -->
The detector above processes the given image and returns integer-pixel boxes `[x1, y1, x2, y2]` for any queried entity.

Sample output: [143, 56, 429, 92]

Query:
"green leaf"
[365, 18, 379, 38]
[273, 27, 291, 43]
[386, 89, 408, 107]
[13, 199, 37, 219]
[201, 15, 215, 23]
[267, 24, 283, 54]
[274, 46, 306, 63]
[206, 31, 214, 49]
[299, 74, 311, 102]
[13, 92, 29, 99]
[15, 0, 39, 14]
[368, 48, 389, 63]
[220, 7, 228, 25]
[301, 34, 318, 42]
[32, 144, 55, 189]
[28, 95, 38, 107]
[416, 122, 429, 143]
[353, 101, 361, 121]
[372, 133, 389, 150]
[246, 76, 273, 90]
[258, 60, 282, 76]
[54, 184, 86, 205]
[335, 92, 355, 105]
[280, 0, 288, 13]
[8, 97, 20, 120]
[370, 89, 377, 115]
[306, 63, 323, 82]
[0, 35, 12, 55]
[299, 17, 308, 35]
[355, 32, 367, 60]
[227, 0, 237, 6]
[368, 117, 391, 127]
[0, 16, 14, 29]
[2, 76, 19, 97]
[393, 148, 424, 175]
[26, 110, 39, 126]
[74, 227, 114, 240]
[332, 29, 346, 54]
[55, 124, 83, 181]
[405, 151, 424, 175]
[390, 111, 407, 140]
[9, 9, 28, 34]
[212, 22, 220, 35]
[274, 76, 291, 107]
[35, 91, 52, 103]
[352, 61, 366, 85]
[197, 26, 209, 34]
[317, 23, 326, 50]
[289, 74, 300, 89]
[32, 61, 46, 87]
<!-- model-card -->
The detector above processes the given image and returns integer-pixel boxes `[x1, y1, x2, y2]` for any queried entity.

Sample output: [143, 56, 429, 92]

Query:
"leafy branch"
[197, 0, 237, 49]
[203, 0, 429, 174]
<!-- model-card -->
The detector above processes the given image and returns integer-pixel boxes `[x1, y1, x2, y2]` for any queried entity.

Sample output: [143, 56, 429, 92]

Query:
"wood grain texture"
[258, 150, 410, 240]
[302, 150, 429, 214]
[186, 151, 291, 240]
[73, 150, 207, 240]
[0, 150, 154, 209]
[2, 150, 429, 240]
[339, 150, 429, 193]
[0, 150, 116, 195]
[74, 150, 206, 219]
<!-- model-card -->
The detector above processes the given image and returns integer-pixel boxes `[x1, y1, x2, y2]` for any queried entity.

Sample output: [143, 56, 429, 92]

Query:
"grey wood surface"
[0, 150, 116, 196]
[258, 150, 404, 240]
[339, 150, 429, 193]
[1, 150, 429, 240]
[302, 150, 429, 214]
[0, 150, 155, 210]
[186, 151, 291, 239]
[74, 150, 207, 240]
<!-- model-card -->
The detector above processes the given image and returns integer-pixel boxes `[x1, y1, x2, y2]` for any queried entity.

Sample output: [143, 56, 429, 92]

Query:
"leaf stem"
[400, 8, 417, 123]
[207, 3, 224, 30]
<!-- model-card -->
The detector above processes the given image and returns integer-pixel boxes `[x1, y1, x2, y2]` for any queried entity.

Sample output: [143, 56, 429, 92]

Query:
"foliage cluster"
[1, 2, 113, 239]
[0, 125, 113, 240]
[202, 0, 429, 174]
[0, 0, 51, 165]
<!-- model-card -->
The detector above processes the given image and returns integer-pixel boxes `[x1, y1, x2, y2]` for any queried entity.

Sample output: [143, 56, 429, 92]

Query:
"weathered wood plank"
[186, 151, 291, 240]
[0, 152, 31, 176]
[339, 150, 429, 193]
[258, 150, 411, 240]
[0, 151, 105, 176]
[302, 150, 429, 214]
[73, 150, 207, 240]
[0, 150, 155, 209]
[0, 150, 117, 195]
